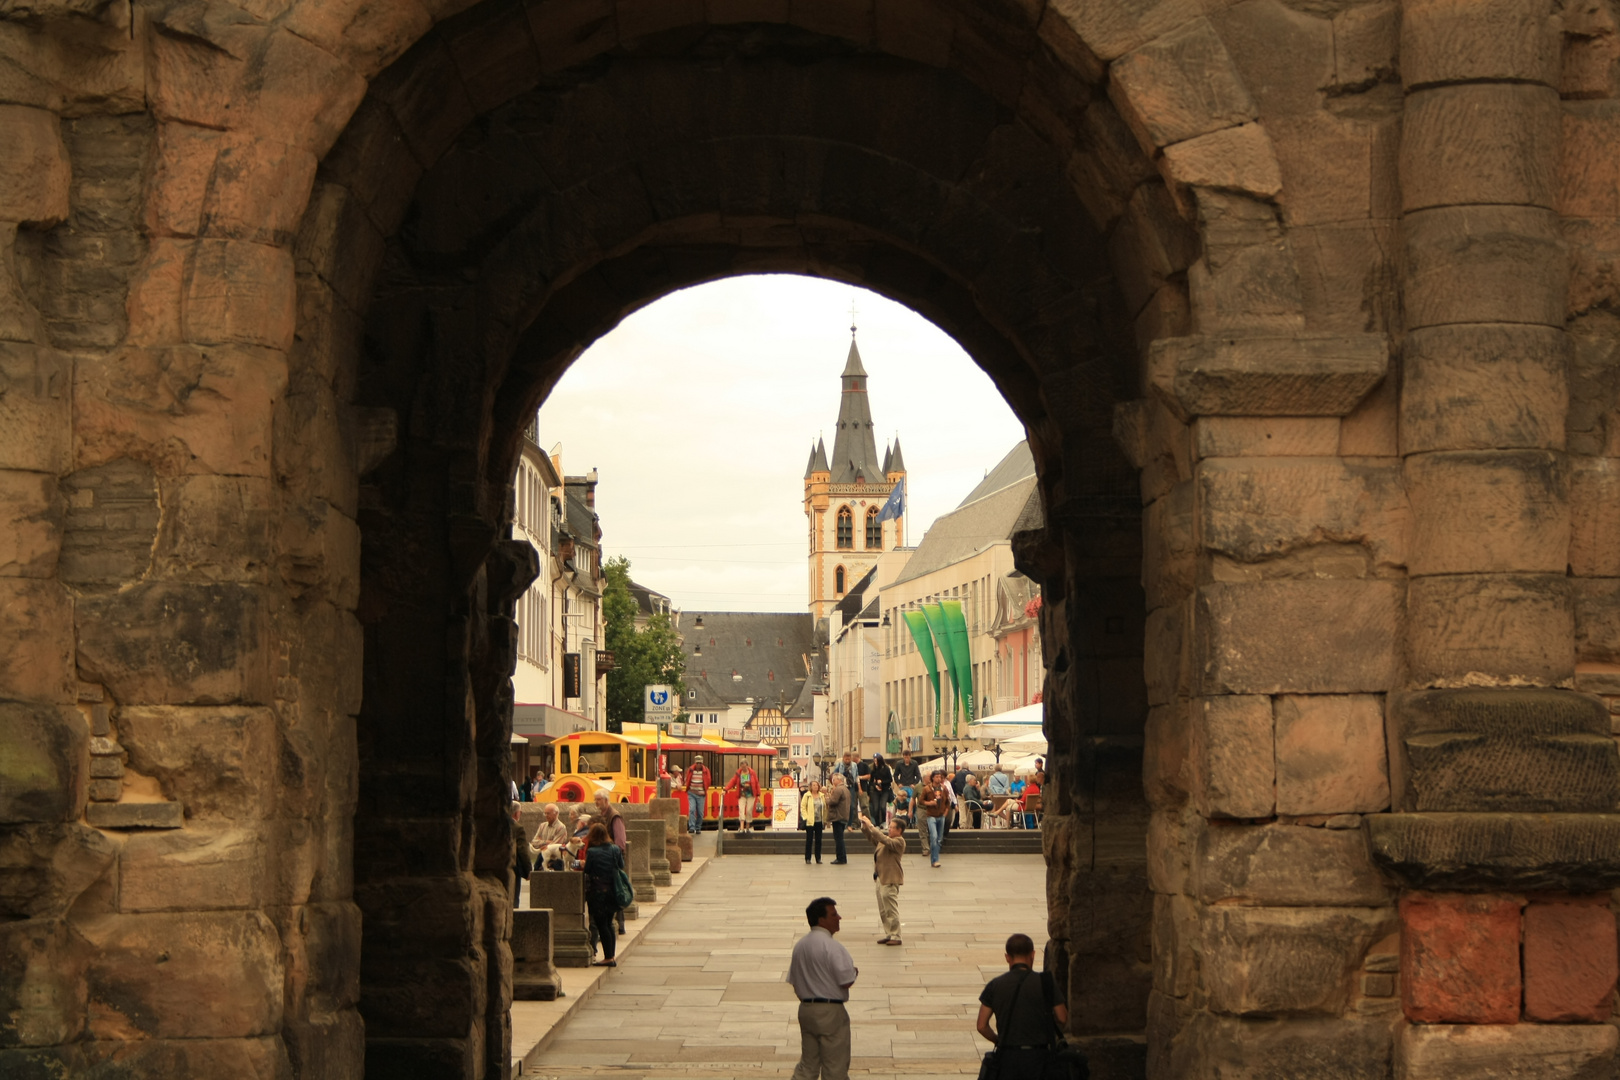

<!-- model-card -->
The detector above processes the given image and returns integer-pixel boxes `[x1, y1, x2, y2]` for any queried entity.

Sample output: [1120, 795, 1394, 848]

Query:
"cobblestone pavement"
[525, 850, 1048, 1078]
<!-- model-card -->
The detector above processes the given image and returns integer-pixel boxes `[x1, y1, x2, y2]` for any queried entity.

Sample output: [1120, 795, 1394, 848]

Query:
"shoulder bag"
[612, 849, 635, 910]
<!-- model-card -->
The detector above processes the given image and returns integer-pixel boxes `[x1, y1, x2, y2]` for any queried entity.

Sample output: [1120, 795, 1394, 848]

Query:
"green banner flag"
[921, 602, 957, 737]
[901, 610, 941, 731]
[940, 600, 974, 734]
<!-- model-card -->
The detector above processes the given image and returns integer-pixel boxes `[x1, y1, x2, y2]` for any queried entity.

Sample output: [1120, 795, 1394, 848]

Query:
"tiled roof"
[680, 611, 816, 711]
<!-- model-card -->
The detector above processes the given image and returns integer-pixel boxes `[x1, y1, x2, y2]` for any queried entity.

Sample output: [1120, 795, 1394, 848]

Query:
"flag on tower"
[875, 478, 905, 523]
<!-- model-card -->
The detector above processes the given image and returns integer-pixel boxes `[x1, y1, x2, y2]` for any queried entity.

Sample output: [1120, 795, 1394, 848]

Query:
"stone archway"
[7, 0, 1619, 1078]
[328, 21, 1158, 1074]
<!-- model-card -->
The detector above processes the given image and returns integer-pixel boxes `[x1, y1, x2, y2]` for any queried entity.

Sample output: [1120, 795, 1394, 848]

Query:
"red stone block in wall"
[1401, 893, 1522, 1024]
[1523, 898, 1618, 1022]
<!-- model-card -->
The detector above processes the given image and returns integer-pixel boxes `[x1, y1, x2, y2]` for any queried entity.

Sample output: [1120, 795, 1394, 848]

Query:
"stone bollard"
[512, 908, 562, 1000]
[527, 871, 592, 967]
[636, 817, 671, 886]
[625, 826, 657, 903]
[649, 799, 683, 872]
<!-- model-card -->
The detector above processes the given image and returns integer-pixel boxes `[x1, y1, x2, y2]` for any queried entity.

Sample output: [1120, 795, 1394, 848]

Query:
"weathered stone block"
[85, 802, 185, 829]
[153, 475, 274, 585]
[1197, 456, 1408, 568]
[0, 701, 85, 824]
[1406, 574, 1574, 687]
[1274, 695, 1389, 816]
[1570, 457, 1620, 577]
[1202, 906, 1392, 1016]
[1160, 122, 1281, 203]
[1400, 84, 1560, 212]
[1152, 334, 1389, 419]
[1389, 688, 1617, 813]
[625, 817, 670, 886]
[82, 910, 284, 1039]
[116, 705, 277, 821]
[1396, 1020, 1618, 1079]
[1152, 892, 1198, 998]
[1523, 898, 1617, 1022]
[1561, 101, 1620, 218]
[0, 578, 74, 704]
[1147, 808, 1199, 895]
[0, 917, 86, 1047]
[119, 827, 267, 912]
[1144, 701, 1190, 810]
[0, 344, 69, 473]
[1193, 416, 1340, 459]
[1108, 17, 1255, 151]
[1195, 822, 1390, 907]
[511, 906, 561, 1001]
[0, 104, 69, 225]
[1406, 451, 1569, 576]
[1400, 893, 1521, 1024]
[1369, 812, 1620, 891]
[1404, 206, 1565, 331]
[1185, 1012, 1395, 1080]
[0, 470, 62, 579]
[73, 345, 288, 477]
[1400, 0, 1561, 87]
[1401, 324, 1568, 455]
[182, 239, 297, 351]
[527, 871, 590, 967]
[1189, 695, 1274, 819]
[0, 823, 114, 921]
[76, 584, 274, 707]
[1048, 0, 1199, 61]
[1196, 580, 1402, 695]
[56, 458, 160, 591]
[1576, 578, 1620, 665]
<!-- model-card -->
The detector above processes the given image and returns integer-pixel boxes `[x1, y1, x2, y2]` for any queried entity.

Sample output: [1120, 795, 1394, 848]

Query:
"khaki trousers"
[791, 1001, 850, 1080]
[875, 881, 901, 939]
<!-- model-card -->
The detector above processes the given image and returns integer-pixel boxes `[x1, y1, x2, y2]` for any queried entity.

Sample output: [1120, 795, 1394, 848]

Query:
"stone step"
[719, 828, 1044, 856]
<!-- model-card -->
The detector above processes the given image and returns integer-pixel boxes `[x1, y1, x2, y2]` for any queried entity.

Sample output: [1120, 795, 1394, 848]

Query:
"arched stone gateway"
[3, 0, 1619, 1077]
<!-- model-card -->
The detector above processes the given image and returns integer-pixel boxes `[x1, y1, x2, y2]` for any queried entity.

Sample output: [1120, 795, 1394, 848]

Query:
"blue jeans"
[926, 815, 945, 863]
[688, 794, 703, 834]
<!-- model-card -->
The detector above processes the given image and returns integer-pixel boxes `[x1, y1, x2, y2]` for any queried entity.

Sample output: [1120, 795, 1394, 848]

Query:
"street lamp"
[981, 738, 1003, 768]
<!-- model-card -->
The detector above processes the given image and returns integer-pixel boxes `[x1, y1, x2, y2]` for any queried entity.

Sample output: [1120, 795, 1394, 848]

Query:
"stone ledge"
[86, 802, 184, 829]
[1367, 812, 1620, 891]
[1148, 334, 1389, 419]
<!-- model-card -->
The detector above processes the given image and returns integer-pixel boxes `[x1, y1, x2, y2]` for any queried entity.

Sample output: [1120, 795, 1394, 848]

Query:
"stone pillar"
[528, 872, 592, 967]
[626, 818, 671, 886]
[625, 830, 656, 905]
[648, 798, 683, 872]
[1374, 1, 1620, 1074]
[512, 907, 562, 1001]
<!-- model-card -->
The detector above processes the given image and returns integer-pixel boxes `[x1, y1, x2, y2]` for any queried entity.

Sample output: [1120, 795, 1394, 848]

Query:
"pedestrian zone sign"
[644, 685, 674, 725]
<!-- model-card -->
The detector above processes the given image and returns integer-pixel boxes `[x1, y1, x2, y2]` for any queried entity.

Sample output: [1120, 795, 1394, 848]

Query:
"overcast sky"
[536, 274, 1028, 613]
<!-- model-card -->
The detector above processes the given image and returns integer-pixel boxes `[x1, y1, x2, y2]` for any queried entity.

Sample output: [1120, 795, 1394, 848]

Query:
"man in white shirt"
[785, 896, 858, 1080]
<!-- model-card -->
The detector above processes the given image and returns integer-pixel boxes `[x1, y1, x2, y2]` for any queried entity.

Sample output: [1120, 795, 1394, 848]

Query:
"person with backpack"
[975, 933, 1073, 1080]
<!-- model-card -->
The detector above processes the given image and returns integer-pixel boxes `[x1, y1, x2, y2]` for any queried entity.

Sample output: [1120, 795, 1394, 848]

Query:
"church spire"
[804, 438, 828, 478]
[888, 438, 906, 475]
[829, 328, 882, 484]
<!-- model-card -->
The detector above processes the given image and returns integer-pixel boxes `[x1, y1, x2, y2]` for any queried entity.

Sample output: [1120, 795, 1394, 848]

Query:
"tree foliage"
[603, 555, 686, 733]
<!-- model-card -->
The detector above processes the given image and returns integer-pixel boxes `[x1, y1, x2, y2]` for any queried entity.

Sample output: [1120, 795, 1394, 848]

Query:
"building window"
[865, 506, 881, 549]
[836, 506, 853, 549]
[835, 565, 846, 594]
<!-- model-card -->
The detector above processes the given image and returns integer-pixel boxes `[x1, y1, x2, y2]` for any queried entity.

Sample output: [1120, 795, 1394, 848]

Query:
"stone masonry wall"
[2, 1, 1619, 1079]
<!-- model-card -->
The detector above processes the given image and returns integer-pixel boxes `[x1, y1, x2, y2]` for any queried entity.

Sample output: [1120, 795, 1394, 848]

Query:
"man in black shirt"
[976, 933, 1067, 1080]
[893, 750, 921, 791]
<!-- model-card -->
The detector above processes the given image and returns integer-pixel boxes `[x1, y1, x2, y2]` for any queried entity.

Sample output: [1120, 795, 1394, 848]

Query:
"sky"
[535, 274, 1028, 613]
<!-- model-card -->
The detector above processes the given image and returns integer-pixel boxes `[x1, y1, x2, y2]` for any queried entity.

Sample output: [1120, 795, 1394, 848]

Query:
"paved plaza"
[524, 851, 1049, 1078]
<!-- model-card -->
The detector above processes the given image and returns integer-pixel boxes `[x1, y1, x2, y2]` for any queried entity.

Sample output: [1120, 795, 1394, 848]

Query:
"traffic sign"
[643, 684, 674, 725]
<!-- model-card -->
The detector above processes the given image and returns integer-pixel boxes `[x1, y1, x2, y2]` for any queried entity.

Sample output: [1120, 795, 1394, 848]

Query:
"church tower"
[805, 327, 905, 621]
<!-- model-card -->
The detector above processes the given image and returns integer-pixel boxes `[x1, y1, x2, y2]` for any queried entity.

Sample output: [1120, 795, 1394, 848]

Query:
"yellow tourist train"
[532, 726, 780, 826]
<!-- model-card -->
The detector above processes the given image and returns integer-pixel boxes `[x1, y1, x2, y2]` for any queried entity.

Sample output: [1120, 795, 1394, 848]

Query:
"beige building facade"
[879, 444, 1042, 755]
